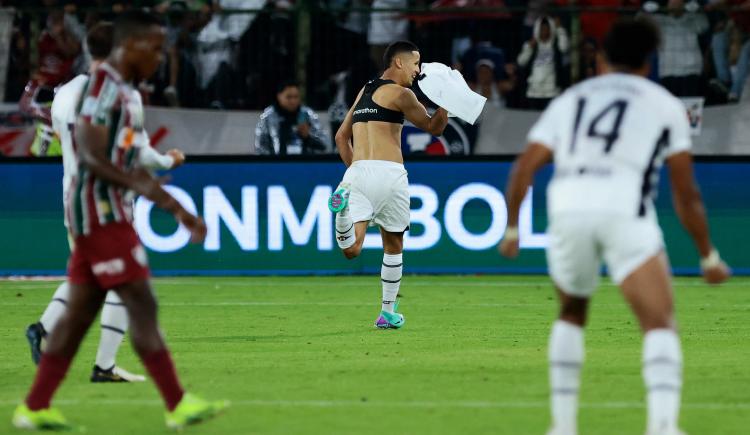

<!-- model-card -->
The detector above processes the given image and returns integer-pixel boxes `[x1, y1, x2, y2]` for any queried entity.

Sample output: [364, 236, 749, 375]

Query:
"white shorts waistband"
[351, 160, 405, 170]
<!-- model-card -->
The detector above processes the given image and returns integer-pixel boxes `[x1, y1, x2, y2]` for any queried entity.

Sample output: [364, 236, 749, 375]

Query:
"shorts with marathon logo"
[68, 221, 150, 289]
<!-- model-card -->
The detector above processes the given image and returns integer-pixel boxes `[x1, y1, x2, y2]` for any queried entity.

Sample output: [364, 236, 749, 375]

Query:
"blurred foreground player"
[13, 11, 228, 431]
[25, 21, 186, 383]
[499, 17, 730, 435]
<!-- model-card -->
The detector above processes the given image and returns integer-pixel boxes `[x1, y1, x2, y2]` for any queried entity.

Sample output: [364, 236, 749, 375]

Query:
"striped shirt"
[67, 62, 145, 237]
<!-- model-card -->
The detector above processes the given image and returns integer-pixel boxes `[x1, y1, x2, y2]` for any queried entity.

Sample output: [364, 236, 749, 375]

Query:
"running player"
[24, 22, 186, 383]
[12, 11, 227, 431]
[498, 18, 730, 435]
[329, 41, 449, 329]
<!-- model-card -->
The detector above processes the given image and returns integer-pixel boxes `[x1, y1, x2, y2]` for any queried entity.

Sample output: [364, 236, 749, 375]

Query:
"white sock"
[335, 211, 355, 249]
[39, 281, 70, 334]
[381, 253, 402, 313]
[643, 329, 682, 433]
[549, 320, 584, 435]
[95, 291, 129, 370]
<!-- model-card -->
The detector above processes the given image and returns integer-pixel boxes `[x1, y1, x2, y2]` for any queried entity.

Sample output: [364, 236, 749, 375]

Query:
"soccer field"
[1, 275, 748, 434]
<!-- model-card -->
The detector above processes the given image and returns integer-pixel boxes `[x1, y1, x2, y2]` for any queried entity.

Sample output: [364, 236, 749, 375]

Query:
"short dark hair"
[603, 17, 660, 70]
[113, 10, 163, 45]
[87, 21, 113, 60]
[276, 79, 299, 94]
[383, 40, 419, 70]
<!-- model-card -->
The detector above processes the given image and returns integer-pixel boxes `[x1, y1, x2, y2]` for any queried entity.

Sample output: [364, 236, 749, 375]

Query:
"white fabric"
[335, 208, 356, 249]
[341, 160, 410, 233]
[368, 0, 408, 45]
[549, 320, 584, 435]
[517, 17, 569, 99]
[528, 73, 692, 218]
[643, 329, 683, 434]
[96, 291, 129, 370]
[649, 12, 708, 78]
[39, 281, 70, 333]
[51, 74, 88, 221]
[418, 62, 487, 125]
[381, 252, 403, 312]
[546, 213, 664, 296]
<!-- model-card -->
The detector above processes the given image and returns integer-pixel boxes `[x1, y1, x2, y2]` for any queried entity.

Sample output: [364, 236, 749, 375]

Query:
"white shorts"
[341, 160, 410, 233]
[546, 213, 665, 297]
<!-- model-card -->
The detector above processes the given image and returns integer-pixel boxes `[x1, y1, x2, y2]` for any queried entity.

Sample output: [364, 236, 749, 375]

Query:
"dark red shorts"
[68, 221, 150, 290]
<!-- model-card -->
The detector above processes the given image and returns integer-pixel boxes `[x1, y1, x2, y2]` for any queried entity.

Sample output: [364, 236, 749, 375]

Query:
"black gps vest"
[351, 79, 405, 125]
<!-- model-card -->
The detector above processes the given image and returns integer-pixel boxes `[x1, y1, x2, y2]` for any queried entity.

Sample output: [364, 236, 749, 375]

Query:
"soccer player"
[330, 41, 448, 329]
[498, 18, 730, 435]
[13, 11, 227, 431]
[24, 22, 187, 383]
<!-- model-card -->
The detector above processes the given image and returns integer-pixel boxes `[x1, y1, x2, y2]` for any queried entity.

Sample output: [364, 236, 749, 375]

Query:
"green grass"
[1, 275, 748, 434]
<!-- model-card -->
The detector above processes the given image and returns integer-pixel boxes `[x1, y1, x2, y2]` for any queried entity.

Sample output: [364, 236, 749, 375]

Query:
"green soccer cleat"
[165, 393, 229, 431]
[328, 184, 350, 213]
[375, 301, 405, 329]
[12, 404, 71, 431]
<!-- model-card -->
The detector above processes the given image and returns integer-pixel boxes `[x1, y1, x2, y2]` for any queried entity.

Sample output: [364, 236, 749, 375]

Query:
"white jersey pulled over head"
[528, 72, 691, 219]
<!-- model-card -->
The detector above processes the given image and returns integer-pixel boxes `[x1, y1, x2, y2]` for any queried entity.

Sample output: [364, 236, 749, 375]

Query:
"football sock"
[335, 210, 355, 249]
[39, 281, 70, 334]
[643, 329, 682, 433]
[549, 320, 584, 434]
[95, 292, 129, 370]
[26, 353, 72, 410]
[381, 253, 403, 313]
[141, 348, 185, 411]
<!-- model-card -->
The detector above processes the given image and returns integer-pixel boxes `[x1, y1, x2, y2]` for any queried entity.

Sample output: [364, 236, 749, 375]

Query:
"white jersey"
[51, 74, 88, 204]
[527, 73, 691, 218]
[51, 73, 173, 228]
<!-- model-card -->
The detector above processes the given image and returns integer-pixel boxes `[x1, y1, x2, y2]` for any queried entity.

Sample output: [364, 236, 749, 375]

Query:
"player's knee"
[559, 299, 588, 326]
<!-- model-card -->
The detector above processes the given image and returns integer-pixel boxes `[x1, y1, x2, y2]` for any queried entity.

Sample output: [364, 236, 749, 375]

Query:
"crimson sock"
[26, 354, 72, 410]
[142, 349, 184, 411]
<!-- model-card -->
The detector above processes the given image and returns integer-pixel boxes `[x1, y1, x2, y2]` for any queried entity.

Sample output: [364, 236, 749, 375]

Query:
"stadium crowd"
[2, 0, 749, 153]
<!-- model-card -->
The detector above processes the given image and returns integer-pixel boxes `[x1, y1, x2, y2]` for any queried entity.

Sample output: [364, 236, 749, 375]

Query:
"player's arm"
[137, 131, 184, 170]
[498, 143, 552, 258]
[667, 152, 729, 283]
[334, 88, 364, 167]
[396, 88, 448, 136]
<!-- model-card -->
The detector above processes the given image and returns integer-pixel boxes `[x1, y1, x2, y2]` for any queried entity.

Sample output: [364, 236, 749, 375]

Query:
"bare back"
[351, 83, 405, 163]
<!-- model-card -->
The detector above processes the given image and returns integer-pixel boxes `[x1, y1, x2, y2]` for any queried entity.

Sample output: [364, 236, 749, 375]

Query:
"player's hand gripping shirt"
[527, 73, 692, 218]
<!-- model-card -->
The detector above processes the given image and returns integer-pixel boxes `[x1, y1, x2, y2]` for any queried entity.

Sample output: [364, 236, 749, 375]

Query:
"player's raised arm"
[396, 88, 448, 136]
[498, 143, 552, 258]
[334, 88, 364, 167]
[667, 151, 730, 283]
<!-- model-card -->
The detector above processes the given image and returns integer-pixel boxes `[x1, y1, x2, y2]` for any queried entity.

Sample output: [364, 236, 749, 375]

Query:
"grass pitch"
[1, 275, 748, 434]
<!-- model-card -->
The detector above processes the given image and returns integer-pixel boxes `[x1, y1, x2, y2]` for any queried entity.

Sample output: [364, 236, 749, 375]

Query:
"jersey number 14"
[570, 98, 629, 154]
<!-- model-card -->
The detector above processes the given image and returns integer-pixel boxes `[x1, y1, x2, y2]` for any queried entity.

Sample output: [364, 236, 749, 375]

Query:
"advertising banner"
[0, 159, 747, 275]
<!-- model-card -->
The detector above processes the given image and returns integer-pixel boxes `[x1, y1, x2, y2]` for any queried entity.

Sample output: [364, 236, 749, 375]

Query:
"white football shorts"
[546, 213, 665, 297]
[341, 160, 410, 233]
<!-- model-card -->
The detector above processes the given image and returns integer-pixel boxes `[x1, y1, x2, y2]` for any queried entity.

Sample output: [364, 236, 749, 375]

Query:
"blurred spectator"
[643, 0, 708, 97]
[36, 9, 81, 88]
[255, 81, 330, 155]
[709, 0, 750, 102]
[369, 0, 410, 71]
[577, 0, 641, 44]
[4, 26, 31, 102]
[577, 36, 600, 82]
[517, 16, 569, 109]
[196, 0, 259, 108]
[470, 59, 515, 108]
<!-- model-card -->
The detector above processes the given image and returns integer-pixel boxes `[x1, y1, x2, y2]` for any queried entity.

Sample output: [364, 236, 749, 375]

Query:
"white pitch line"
[0, 398, 747, 410]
